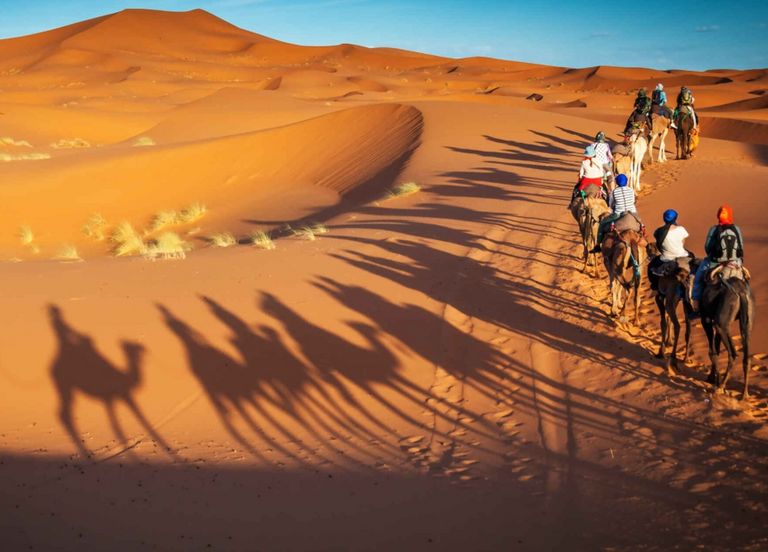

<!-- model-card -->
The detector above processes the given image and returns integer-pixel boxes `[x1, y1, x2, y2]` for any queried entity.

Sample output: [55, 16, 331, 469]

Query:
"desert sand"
[0, 8, 767, 551]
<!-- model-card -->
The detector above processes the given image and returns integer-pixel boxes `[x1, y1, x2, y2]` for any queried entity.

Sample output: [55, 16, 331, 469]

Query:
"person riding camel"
[589, 131, 614, 183]
[591, 173, 638, 251]
[569, 145, 606, 206]
[648, 209, 691, 291]
[624, 88, 653, 136]
[672, 86, 698, 130]
[691, 204, 745, 313]
[651, 83, 673, 120]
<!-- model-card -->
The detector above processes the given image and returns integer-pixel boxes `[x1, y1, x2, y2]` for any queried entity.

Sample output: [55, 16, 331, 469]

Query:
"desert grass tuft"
[144, 232, 191, 260]
[208, 232, 237, 248]
[55, 244, 82, 262]
[0, 136, 32, 148]
[291, 222, 328, 241]
[51, 138, 91, 149]
[384, 181, 420, 200]
[249, 231, 276, 250]
[149, 210, 180, 232]
[0, 152, 50, 162]
[111, 222, 146, 257]
[132, 136, 156, 147]
[82, 213, 108, 241]
[149, 203, 207, 233]
[178, 202, 207, 223]
[18, 225, 35, 246]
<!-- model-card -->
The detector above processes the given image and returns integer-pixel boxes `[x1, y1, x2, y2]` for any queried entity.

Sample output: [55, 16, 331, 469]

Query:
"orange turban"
[717, 204, 733, 225]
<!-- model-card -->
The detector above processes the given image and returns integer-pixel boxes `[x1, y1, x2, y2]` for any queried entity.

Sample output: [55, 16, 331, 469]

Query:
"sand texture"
[0, 9, 767, 551]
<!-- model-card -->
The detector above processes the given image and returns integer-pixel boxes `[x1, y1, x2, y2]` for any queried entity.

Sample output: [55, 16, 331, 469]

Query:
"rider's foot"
[589, 245, 601, 254]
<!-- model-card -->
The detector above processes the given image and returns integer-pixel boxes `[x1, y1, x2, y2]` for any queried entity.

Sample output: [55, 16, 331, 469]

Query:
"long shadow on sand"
[48, 305, 175, 460]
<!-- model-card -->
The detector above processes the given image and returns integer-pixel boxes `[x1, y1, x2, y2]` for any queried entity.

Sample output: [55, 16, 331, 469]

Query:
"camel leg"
[683, 309, 693, 362]
[667, 298, 681, 373]
[660, 129, 668, 162]
[702, 319, 719, 387]
[633, 279, 641, 326]
[655, 294, 667, 359]
[124, 395, 178, 457]
[648, 134, 656, 165]
[741, 309, 751, 401]
[715, 325, 736, 392]
[57, 385, 91, 459]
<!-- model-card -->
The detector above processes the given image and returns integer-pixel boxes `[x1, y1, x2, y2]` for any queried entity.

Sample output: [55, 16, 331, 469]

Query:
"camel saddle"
[653, 256, 693, 278]
[612, 212, 643, 233]
[709, 261, 751, 283]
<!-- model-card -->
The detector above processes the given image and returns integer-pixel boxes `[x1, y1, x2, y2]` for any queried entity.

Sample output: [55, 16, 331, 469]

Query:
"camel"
[675, 106, 695, 159]
[570, 194, 611, 277]
[648, 115, 671, 163]
[650, 254, 699, 374]
[48, 305, 174, 459]
[601, 227, 647, 324]
[700, 266, 755, 399]
[627, 130, 648, 191]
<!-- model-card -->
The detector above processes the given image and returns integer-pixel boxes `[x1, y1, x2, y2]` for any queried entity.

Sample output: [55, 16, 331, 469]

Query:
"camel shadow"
[48, 304, 175, 460]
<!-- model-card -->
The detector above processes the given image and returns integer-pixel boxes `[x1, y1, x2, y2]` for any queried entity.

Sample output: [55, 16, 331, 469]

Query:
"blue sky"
[0, 0, 766, 70]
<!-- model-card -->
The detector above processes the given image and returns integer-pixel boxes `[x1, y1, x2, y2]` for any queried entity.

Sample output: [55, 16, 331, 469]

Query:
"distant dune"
[0, 9, 766, 552]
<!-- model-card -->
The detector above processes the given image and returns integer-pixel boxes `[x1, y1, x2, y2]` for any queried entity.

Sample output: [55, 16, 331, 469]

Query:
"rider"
[624, 88, 653, 136]
[691, 204, 745, 312]
[673, 86, 698, 130]
[569, 145, 605, 205]
[589, 131, 614, 185]
[591, 173, 637, 251]
[651, 83, 673, 120]
[648, 209, 690, 290]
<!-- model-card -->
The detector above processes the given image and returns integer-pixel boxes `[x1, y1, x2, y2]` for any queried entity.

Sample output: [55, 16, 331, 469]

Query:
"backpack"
[711, 225, 742, 262]
[651, 89, 663, 105]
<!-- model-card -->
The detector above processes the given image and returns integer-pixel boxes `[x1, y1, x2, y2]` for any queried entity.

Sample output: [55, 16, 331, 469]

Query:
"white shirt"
[590, 141, 613, 166]
[660, 225, 689, 261]
[579, 158, 604, 179]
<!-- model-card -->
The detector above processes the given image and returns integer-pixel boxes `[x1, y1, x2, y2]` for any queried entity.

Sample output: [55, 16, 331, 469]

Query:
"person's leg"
[691, 258, 710, 311]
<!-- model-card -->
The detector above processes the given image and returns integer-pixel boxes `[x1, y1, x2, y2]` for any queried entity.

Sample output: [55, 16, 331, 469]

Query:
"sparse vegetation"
[111, 222, 146, 257]
[384, 181, 421, 199]
[55, 245, 82, 262]
[82, 213, 108, 241]
[178, 202, 207, 223]
[291, 223, 327, 241]
[149, 203, 207, 232]
[144, 232, 191, 260]
[0, 137, 32, 148]
[51, 138, 91, 149]
[18, 225, 34, 245]
[208, 232, 237, 248]
[132, 136, 156, 147]
[0, 152, 50, 162]
[249, 231, 276, 250]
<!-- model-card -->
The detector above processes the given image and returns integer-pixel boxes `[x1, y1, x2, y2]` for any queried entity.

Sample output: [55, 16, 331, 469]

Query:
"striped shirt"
[590, 141, 613, 167]
[609, 186, 636, 214]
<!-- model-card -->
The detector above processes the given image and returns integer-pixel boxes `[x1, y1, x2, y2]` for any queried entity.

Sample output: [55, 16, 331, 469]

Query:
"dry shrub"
[208, 232, 237, 248]
[18, 225, 34, 245]
[55, 245, 82, 262]
[111, 222, 146, 257]
[133, 136, 156, 147]
[82, 213, 108, 241]
[249, 231, 276, 250]
[384, 181, 420, 199]
[51, 138, 91, 149]
[144, 232, 191, 260]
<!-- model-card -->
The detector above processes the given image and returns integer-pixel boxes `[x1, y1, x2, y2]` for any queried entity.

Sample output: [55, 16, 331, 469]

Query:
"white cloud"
[695, 25, 720, 33]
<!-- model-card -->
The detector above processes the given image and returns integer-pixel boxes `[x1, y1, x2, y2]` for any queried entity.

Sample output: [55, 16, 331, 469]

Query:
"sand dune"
[0, 8, 766, 551]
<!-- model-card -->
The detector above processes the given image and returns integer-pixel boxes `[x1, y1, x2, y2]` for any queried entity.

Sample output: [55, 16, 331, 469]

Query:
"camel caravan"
[568, 84, 755, 400]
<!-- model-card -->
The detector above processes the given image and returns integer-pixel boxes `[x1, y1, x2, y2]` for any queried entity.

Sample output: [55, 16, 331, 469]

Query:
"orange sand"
[0, 9, 767, 551]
